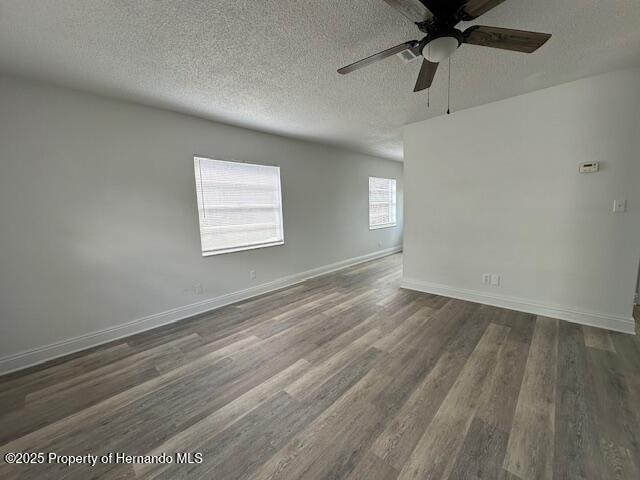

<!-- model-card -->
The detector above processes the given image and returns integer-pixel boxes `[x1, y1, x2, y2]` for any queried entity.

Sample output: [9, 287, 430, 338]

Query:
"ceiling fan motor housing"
[421, 29, 463, 63]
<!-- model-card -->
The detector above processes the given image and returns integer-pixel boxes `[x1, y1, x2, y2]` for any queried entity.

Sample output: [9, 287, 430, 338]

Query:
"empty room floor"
[1, 254, 639, 479]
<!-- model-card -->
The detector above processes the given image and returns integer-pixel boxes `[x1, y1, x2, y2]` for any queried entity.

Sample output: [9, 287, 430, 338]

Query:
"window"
[369, 176, 397, 230]
[194, 156, 284, 256]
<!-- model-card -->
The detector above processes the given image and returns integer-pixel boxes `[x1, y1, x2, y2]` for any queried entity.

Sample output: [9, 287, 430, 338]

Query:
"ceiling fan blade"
[457, 0, 508, 20]
[414, 59, 438, 92]
[383, 0, 434, 23]
[337, 41, 419, 74]
[463, 26, 551, 53]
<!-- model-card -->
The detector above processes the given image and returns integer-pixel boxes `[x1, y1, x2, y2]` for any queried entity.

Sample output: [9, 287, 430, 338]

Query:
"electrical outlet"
[491, 274, 500, 287]
[482, 274, 491, 285]
[613, 199, 627, 213]
[250, 270, 256, 280]
[378, 240, 383, 248]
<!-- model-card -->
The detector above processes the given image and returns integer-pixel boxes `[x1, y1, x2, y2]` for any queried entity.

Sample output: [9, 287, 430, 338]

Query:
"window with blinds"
[369, 176, 397, 230]
[193, 156, 284, 256]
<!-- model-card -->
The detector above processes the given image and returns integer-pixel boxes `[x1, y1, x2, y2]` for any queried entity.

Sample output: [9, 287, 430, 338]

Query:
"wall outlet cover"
[578, 161, 599, 173]
[613, 199, 627, 213]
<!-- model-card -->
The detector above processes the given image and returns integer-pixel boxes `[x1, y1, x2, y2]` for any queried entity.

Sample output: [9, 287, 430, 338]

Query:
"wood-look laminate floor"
[1, 254, 639, 480]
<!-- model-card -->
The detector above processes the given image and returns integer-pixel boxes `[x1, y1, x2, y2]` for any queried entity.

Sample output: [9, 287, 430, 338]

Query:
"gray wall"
[0, 75, 403, 366]
[402, 68, 639, 333]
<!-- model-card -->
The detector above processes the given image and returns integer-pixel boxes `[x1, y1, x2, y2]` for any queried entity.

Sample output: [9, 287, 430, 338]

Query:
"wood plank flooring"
[1, 253, 639, 479]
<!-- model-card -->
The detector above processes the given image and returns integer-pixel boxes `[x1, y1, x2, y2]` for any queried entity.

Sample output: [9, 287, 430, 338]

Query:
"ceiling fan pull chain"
[447, 57, 451, 115]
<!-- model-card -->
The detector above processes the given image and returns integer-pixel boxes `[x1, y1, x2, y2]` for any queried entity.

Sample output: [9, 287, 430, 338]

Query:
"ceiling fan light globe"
[423, 36, 459, 63]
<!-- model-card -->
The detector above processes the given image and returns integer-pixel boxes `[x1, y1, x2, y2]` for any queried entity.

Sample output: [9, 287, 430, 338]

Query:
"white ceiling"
[1, 1, 639, 161]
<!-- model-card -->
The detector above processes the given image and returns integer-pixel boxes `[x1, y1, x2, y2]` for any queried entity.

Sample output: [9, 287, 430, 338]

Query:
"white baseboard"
[402, 277, 636, 335]
[0, 247, 402, 376]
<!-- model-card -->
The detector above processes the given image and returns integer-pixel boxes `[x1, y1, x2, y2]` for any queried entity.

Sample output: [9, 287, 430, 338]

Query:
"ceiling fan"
[337, 0, 551, 92]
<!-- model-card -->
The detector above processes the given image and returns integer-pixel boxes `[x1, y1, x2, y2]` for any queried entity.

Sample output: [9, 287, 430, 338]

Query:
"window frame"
[193, 156, 285, 257]
[368, 176, 397, 231]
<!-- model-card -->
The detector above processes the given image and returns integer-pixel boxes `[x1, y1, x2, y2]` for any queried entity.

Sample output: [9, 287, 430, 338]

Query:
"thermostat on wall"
[579, 162, 599, 173]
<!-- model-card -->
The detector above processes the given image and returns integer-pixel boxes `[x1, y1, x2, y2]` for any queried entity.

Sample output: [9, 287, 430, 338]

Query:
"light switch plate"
[613, 199, 627, 213]
[491, 274, 500, 286]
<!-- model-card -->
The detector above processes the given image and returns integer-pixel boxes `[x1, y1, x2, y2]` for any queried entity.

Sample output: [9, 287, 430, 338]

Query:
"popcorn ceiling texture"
[0, 0, 638, 160]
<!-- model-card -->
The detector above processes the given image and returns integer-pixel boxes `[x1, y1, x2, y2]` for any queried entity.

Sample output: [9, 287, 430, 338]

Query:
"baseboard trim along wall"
[0, 247, 402, 375]
[402, 277, 636, 335]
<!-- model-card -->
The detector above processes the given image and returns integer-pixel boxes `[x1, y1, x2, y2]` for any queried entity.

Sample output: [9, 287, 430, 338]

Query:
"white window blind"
[194, 156, 284, 256]
[369, 177, 397, 229]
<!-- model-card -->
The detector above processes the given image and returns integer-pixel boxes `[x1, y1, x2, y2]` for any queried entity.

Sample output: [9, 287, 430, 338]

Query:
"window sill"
[202, 240, 284, 256]
[369, 223, 397, 231]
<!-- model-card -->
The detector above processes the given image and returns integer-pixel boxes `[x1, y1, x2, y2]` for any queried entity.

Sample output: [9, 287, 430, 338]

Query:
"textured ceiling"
[0, 1, 639, 160]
